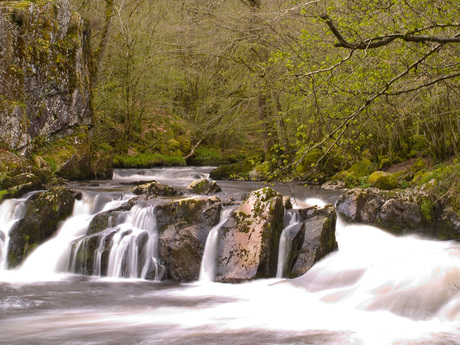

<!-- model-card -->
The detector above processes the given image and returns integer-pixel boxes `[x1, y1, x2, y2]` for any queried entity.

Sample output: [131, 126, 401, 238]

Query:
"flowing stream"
[0, 167, 459, 344]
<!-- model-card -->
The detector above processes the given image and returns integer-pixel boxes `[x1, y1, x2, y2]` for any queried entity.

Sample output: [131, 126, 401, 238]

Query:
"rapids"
[0, 167, 459, 344]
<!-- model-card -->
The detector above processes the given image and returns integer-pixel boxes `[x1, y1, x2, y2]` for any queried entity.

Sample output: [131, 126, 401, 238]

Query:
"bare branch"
[320, 14, 460, 50]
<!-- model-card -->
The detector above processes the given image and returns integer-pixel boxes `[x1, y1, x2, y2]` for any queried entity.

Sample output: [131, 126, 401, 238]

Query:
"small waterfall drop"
[17, 192, 132, 280]
[199, 207, 234, 282]
[71, 203, 164, 280]
[0, 196, 29, 270]
[105, 204, 164, 280]
[276, 210, 301, 279]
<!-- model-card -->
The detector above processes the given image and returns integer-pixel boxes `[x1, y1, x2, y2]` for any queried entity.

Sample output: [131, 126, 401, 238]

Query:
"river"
[0, 167, 459, 344]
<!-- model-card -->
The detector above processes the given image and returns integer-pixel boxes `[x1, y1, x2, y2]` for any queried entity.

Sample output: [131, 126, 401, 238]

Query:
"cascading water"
[199, 207, 234, 282]
[0, 196, 29, 271]
[17, 192, 133, 280]
[1, 168, 460, 344]
[276, 209, 301, 278]
[71, 203, 164, 280]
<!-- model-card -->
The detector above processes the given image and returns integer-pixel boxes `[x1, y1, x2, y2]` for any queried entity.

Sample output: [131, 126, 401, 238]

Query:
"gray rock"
[132, 181, 180, 198]
[0, 0, 92, 154]
[186, 178, 222, 195]
[288, 205, 338, 278]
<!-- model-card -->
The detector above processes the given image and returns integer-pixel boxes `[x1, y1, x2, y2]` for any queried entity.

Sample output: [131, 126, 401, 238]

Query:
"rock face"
[215, 187, 284, 283]
[0, 0, 92, 154]
[157, 196, 222, 281]
[186, 178, 221, 195]
[8, 187, 76, 267]
[287, 205, 338, 278]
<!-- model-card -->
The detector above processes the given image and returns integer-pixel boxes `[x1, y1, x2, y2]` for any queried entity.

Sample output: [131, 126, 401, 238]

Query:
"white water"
[1, 170, 460, 344]
[112, 166, 213, 187]
[276, 210, 301, 278]
[12, 192, 133, 281]
[199, 207, 234, 282]
[0, 196, 29, 270]
[105, 204, 164, 280]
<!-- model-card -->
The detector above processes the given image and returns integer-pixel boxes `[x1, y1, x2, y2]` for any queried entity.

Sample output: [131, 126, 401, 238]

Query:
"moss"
[410, 158, 426, 173]
[348, 159, 376, 178]
[420, 198, 434, 222]
[113, 153, 186, 168]
[367, 171, 398, 190]
[209, 156, 262, 180]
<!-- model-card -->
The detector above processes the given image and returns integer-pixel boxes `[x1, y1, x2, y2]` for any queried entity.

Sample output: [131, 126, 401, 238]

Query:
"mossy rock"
[7, 186, 76, 268]
[294, 148, 323, 175]
[249, 161, 274, 180]
[367, 171, 398, 190]
[0, 150, 29, 173]
[209, 156, 262, 180]
[348, 159, 376, 178]
[331, 170, 359, 188]
[186, 178, 221, 195]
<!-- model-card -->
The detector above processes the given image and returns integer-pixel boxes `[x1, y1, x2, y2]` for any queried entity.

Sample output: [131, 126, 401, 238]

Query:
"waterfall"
[276, 210, 301, 279]
[70, 203, 164, 280]
[105, 204, 164, 280]
[199, 207, 234, 282]
[17, 192, 132, 280]
[0, 196, 29, 270]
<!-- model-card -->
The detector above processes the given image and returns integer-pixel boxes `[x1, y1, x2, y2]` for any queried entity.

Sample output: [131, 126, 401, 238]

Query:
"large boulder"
[215, 187, 284, 283]
[157, 196, 222, 281]
[287, 205, 338, 278]
[8, 187, 76, 267]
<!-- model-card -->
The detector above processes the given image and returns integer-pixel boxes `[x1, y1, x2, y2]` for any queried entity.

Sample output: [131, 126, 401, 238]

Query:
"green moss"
[113, 153, 186, 168]
[420, 198, 434, 221]
[367, 171, 398, 190]
[209, 156, 262, 180]
[348, 159, 376, 178]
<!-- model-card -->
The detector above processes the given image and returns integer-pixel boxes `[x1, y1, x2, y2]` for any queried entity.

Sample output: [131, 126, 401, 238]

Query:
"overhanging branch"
[320, 14, 460, 50]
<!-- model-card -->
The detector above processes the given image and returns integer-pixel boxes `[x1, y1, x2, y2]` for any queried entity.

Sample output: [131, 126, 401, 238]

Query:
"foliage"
[113, 153, 185, 168]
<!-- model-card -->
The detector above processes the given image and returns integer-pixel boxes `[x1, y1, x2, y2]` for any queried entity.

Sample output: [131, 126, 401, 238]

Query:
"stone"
[0, 0, 92, 154]
[215, 187, 284, 283]
[186, 178, 222, 195]
[8, 186, 76, 267]
[348, 159, 376, 178]
[367, 171, 398, 190]
[132, 181, 180, 198]
[288, 205, 338, 278]
[321, 180, 346, 191]
[156, 196, 222, 281]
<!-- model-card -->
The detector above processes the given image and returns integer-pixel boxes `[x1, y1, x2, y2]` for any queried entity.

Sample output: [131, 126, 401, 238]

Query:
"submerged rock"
[8, 187, 76, 267]
[215, 187, 284, 283]
[186, 178, 221, 195]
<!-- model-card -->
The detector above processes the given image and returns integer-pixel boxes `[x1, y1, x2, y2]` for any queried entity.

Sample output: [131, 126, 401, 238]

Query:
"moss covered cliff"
[0, 0, 92, 153]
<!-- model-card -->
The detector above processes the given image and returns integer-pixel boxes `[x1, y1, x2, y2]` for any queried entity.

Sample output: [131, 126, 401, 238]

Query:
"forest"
[72, 0, 460, 208]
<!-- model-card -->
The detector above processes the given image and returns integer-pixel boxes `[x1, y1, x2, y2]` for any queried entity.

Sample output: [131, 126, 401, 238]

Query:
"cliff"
[0, 0, 92, 154]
